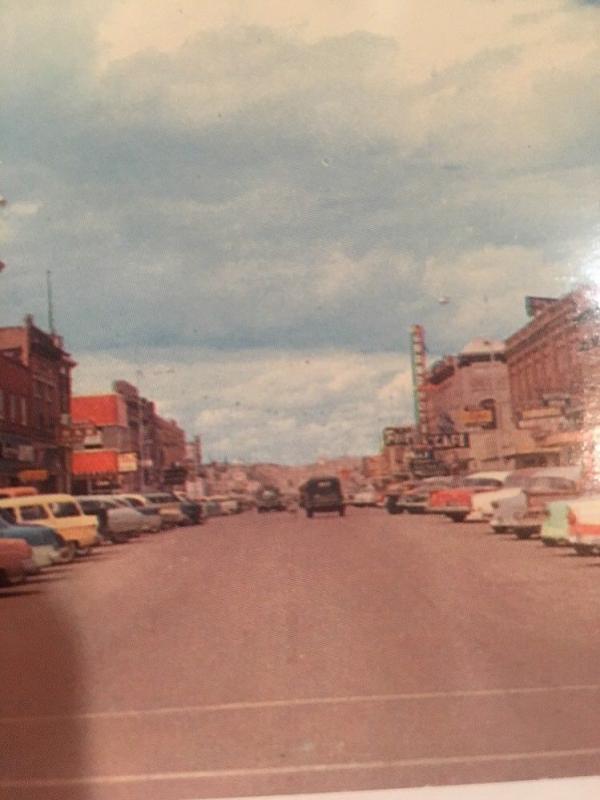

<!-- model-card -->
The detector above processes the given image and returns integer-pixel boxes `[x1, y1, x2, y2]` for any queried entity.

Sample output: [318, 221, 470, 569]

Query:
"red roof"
[71, 394, 126, 426]
[72, 450, 119, 475]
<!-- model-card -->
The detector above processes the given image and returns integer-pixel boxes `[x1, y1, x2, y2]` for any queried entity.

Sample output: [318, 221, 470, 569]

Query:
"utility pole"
[47, 270, 56, 334]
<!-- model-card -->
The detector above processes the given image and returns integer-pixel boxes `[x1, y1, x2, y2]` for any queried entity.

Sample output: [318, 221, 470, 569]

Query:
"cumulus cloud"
[73, 348, 414, 462]
[1, 0, 599, 459]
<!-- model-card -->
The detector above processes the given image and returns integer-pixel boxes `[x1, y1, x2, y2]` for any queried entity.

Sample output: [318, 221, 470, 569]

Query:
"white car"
[77, 496, 147, 542]
[468, 469, 539, 523]
[352, 487, 378, 507]
[117, 494, 163, 532]
[489, 466, 581, 536]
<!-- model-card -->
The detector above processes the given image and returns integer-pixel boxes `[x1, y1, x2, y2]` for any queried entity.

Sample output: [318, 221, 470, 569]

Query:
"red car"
[427, 471, 511, 522]
[0, 539, 33, 588]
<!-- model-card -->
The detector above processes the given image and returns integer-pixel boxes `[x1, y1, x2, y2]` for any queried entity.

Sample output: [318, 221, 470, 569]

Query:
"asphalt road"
[2, 507, 600, 800]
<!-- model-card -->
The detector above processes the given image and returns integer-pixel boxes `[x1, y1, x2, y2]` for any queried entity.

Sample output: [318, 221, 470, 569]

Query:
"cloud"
[1, 1, 599, 459]
[73, 347, 414, 462]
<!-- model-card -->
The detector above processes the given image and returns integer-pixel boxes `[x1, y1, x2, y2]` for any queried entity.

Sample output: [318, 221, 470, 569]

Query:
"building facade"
[504, 289, 591, 466]
[0, 316, 75, 490]
[70, 393, 138, 493]
[423, 339, 518, 470]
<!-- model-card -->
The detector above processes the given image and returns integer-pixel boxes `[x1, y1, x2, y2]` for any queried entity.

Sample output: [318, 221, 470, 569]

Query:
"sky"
[1, 0, 600, 463]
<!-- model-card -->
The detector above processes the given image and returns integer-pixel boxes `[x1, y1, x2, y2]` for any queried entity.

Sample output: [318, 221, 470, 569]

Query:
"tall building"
[504, 288, 591, 466]
[424, 338, 517, 469]
[70, 393, 137, 493]
[0, 315, 75, 490]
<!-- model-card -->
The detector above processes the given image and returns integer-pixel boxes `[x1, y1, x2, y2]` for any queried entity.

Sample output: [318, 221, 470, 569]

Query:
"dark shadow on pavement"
[0, 588, 88, 800]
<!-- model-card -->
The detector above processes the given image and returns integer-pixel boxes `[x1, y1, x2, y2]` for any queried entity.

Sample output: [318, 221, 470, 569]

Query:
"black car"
[301, 476, 344, 518]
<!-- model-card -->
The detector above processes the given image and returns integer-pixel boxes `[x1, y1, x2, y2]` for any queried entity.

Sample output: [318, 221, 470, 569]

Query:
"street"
[2, 508, 600, 800]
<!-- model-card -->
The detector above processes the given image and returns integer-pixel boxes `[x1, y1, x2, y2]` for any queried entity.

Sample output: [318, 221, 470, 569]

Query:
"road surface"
[2, 508, 600, 799]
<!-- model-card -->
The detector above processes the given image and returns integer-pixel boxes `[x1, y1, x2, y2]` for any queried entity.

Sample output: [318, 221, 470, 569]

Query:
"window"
[9, 394, 17, 422]
[0, 508, 17, 524]
[0, 390, 4, 420]
[20, 397, 28, 426]
[50, 502, 81, 518]
[20, 504, 49, 521]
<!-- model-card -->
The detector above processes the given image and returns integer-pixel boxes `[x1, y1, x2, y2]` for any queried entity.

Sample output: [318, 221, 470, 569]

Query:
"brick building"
[71, 382, 188, 491]
[70, 393, 138, 493]
[424, 338, 518, 470]
[154, 416, 186, 483]
[504, 288, 591, 466]
[0, 316, 75, 490]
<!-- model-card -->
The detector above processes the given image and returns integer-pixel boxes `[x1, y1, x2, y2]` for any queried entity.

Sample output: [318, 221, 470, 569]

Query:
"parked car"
[116, 494, 163, 532]
[256, 488, 286, 512]
[0, 486, 38, 500]
[352, 486, 379, 508]
[565, 494, 600, 555]
[0, 539, 33, 588]
[211, 495, 241, 515]
[467, 468, 540, 524]
[490, 467, 581, 538]
[540, 497, 586, 548]
[202, 497, 224, 517]
[401, 476, 460, 514]
[0, 493, 99, 562]
[173, 491, 205, 523]
[0, 515, 62, 569]
[300, 477, 345, 518]
[77, 496, 145, 543]
[427, 471, 511, 522]
[144, 492, 192, 527]
[385, 480, 419, 514]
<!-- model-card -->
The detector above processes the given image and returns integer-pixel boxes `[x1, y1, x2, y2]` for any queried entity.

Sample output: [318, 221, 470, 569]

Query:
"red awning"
[72, 450, 119, 476]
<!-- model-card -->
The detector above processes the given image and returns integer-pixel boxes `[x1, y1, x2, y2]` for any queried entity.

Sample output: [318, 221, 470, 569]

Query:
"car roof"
[0, 493, 79, 507]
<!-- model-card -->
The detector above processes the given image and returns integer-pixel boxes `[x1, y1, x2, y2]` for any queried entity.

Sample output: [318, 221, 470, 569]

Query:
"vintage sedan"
[77, 496, 146, 543]
[427, 471, 511, 522]
[401, 476, 460, 514]
[117, 494, 164, 532]
[144, 492, 192, 527]
[540, 496, 591, 548]
[490, 467, 581, 538]
[0, 539, 34, 587]
[565, 495, 600, 555]
[0, 516, 62, 569]
[467, 469, 539, 524]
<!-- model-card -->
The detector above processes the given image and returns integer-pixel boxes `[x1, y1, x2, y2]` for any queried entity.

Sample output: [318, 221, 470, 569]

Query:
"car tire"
[450, 514, 467, 523]
[306, 509, 314, 519]
[516, 530, 532, 540]
[339, 507, 345, 517]
[58, 541, 77, 563]
[542, 538, 557, 547]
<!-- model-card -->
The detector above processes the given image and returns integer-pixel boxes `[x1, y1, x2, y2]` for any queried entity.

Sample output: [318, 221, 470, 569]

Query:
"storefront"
[71, 449, 138, 494]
